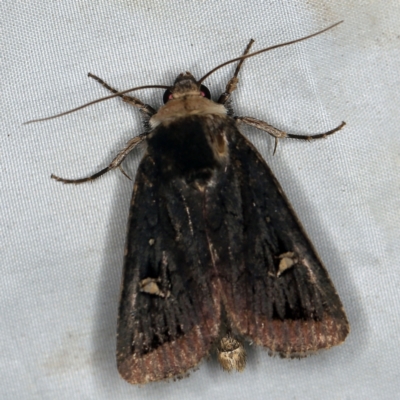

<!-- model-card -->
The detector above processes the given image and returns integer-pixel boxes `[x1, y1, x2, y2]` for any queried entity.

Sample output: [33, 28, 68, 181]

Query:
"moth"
[27, 21, 349, 384]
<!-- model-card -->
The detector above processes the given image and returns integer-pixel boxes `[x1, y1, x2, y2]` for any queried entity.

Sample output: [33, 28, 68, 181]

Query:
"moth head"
[163, 72, 211, 103]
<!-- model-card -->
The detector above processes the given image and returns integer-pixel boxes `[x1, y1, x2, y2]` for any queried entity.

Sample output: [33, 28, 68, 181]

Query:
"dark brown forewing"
[117, 154, 220, 384]
[205, 125, 349, 357]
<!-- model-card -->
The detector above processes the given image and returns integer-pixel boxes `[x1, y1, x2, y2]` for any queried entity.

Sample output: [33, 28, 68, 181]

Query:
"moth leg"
[218, 39, 255, 105]
[51, 135, 144, 184]
[236, 116, 346, 154]
[88, 73, 156, 117]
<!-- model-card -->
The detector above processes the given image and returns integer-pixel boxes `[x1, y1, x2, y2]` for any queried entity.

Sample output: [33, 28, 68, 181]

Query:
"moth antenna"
[24, 84, 169, 124]
[198, 21, 343, 84]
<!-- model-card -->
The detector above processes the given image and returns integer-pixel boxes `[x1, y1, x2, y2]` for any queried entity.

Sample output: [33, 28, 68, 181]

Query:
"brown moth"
[26, 21, 348, 384]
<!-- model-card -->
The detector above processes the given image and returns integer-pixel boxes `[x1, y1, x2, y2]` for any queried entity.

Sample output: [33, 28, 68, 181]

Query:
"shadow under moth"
[27, 21, 349, 384]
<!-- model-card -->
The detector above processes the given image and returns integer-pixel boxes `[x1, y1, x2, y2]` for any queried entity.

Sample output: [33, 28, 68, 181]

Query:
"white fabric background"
[2, 1, 399, 399]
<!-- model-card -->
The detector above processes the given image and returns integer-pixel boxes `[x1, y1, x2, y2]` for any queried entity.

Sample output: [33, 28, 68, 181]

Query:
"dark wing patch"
[117, 155, 220, 384]
[206, 126, 349, 357]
